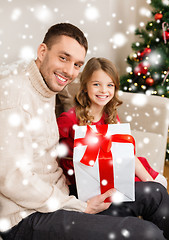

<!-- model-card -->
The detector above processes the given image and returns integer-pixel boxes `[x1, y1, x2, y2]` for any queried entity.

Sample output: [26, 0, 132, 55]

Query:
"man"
[0, 23, 169, 240]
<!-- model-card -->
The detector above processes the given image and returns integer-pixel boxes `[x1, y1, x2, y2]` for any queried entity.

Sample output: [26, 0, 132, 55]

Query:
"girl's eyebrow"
[90, 80, 114, 83]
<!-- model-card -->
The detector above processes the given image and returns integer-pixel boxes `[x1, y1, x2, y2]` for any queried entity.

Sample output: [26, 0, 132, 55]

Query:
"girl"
[57, 57, 167, 191]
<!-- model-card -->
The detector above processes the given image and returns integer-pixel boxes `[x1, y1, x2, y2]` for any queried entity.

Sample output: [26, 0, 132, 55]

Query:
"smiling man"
[0, 22, 114, 240]
[0, 23, 169, 240]
[36, 34, 86, 93]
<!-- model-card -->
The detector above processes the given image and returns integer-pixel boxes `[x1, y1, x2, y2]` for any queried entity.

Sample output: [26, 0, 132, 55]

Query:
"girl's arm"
[135, 156, 154, 181]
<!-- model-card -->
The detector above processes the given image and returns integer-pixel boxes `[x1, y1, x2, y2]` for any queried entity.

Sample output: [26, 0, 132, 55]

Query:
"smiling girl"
[57, 57, 167, 194]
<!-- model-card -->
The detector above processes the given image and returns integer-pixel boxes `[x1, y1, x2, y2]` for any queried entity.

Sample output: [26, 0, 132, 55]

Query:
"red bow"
[74, 124, 135, 201]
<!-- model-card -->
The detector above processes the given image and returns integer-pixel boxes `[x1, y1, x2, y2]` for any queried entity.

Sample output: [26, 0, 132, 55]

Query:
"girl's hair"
[75, 57, 122, 125]
[43, 23, 88, 52]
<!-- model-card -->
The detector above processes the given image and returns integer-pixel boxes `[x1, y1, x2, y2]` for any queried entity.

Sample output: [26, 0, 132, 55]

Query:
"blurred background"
[0, 0, 151, 74]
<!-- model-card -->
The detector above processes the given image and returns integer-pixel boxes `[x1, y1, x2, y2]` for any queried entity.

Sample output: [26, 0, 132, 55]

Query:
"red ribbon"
[74, 124, 135, 202]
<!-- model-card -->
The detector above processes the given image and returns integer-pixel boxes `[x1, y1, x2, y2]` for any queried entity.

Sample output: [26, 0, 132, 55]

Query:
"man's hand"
[84, 188, 114, 214]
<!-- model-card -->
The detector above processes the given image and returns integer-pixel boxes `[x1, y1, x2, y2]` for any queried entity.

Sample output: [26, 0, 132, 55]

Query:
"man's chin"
[56, 84, 68, 92]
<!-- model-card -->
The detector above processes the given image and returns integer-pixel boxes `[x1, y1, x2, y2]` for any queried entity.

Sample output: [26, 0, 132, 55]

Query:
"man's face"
[36, 35, 86, 92]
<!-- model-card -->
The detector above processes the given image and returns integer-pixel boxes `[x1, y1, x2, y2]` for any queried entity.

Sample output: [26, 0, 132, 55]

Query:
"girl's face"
[86, 69, 115, 109]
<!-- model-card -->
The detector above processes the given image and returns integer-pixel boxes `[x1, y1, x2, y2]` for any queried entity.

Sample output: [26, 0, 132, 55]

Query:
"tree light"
[126, 67, 132, 73]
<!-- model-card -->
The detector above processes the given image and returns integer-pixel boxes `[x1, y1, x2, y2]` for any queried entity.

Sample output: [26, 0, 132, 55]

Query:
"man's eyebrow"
[62, 51, 71, 55]
[59, 51, 71, 57]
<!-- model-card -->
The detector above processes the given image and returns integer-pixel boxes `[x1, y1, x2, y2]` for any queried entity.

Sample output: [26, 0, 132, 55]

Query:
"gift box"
[73, 123, 135, 203]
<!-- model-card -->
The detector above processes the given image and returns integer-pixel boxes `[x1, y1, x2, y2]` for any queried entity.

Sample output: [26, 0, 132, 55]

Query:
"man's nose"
[63, 63, 74, 79]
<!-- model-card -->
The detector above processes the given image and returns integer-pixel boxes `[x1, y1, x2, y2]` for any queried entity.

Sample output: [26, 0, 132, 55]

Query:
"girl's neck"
[89, 105, 104, 122]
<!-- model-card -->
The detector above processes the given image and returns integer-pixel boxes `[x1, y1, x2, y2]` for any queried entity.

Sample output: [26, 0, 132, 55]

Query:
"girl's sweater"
[57, 107, 158, 185]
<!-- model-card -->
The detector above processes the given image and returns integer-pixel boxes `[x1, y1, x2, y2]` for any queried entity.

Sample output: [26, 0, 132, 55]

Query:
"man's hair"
[43, 23, 88, 52]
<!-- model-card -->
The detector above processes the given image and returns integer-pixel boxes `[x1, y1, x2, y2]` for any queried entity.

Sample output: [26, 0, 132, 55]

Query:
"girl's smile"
[87, 69, 115, 109]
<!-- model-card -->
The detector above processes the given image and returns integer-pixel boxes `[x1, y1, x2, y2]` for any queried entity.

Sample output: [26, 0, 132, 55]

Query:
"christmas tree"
[120, 0, 169, 160]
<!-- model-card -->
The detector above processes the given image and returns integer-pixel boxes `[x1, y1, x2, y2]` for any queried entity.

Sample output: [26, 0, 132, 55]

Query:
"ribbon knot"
[74, 125, 113, 167]
[74, 124, 135, 167]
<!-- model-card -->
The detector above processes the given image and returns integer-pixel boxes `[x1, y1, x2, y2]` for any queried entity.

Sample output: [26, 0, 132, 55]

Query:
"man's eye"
[74, 63, 82, 68]
[60, 56, 66, 61]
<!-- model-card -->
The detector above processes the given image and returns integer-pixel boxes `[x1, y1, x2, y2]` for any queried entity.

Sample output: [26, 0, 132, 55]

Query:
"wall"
[0, 0, 152, 74]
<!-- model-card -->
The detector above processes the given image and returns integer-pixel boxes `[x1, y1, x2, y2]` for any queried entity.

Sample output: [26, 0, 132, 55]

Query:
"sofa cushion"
[131, 130, 166, 173]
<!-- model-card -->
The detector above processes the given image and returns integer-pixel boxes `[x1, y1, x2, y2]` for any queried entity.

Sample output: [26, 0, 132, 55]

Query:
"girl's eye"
[108, 84, 115, 87]
[93, 83, 99, 86]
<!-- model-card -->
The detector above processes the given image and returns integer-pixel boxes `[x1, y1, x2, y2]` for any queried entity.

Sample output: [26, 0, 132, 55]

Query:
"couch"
[117, 91, 169, 174]
[56, 79, 169, 174]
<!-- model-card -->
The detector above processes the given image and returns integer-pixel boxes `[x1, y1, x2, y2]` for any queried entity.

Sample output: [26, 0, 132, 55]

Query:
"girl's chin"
[96, 100, 109, 105]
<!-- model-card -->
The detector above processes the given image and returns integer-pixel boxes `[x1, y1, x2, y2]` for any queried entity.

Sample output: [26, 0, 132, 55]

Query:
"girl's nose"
[100, 85, 107, 93]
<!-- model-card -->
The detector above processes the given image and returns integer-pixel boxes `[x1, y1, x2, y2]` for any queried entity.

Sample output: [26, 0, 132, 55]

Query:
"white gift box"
[73, 123, 135, 203]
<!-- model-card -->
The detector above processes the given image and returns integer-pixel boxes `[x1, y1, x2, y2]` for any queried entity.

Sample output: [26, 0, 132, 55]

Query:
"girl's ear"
[37, 43, 47, 62]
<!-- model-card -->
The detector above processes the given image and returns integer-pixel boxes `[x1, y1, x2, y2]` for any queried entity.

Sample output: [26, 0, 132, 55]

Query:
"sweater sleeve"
[57, 109, 76, 139]
[57, 110, 78, 185]
[0, 107, 87, 213]
[57, 109, 76, 156]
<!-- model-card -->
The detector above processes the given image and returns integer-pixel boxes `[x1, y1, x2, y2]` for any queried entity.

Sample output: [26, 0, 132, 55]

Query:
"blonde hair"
[75, 57, 122, 125]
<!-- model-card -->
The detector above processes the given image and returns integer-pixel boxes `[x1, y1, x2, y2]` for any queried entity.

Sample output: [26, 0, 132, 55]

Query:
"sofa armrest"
[117, 91, 169, 173]
[117, 91, 169, 136]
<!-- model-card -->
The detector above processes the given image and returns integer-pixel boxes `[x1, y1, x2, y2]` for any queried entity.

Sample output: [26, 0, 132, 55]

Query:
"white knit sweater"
[0, 60, 87, 231]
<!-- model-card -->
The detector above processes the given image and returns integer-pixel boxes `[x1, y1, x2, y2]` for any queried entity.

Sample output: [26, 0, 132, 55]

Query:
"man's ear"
[37, 43, 47, 62]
